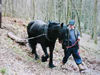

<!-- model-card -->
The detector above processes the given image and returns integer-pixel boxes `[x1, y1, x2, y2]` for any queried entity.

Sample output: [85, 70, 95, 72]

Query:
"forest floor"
[0, 17, 100, 75]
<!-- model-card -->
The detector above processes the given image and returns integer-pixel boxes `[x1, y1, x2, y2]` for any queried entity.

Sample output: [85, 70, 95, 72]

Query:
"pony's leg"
[49, 45, 56, 68]
[29, 40, 39, 60]
[41, 45, 49, 62]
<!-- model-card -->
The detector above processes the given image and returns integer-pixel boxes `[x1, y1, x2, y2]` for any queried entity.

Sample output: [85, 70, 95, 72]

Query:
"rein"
[66, 39, 80, 48]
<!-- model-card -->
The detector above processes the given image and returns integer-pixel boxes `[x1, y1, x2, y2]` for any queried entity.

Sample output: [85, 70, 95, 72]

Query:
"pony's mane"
[48, 21, 60, 27]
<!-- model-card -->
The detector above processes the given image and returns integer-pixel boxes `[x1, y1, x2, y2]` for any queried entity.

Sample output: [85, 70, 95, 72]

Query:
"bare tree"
[66, 0, 70, 24]
[2, 0, 100, 37]
[71, 0, 82, 36]
[32, 0, 35, 19]
[92, 0, 97, 44]
[0, 0, 1, 28]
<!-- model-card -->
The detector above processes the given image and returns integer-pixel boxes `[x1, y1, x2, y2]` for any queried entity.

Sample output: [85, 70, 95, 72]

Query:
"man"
[61, 20, 85, 71]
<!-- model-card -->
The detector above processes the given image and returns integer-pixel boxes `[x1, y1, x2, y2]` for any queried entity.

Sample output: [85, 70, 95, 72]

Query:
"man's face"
[69, 25, 75, 29]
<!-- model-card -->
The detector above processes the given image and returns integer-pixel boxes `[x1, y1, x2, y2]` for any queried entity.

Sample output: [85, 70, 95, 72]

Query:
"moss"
[12, 46, 33, 61]
[36, 59, 41, 64]
[0, 68, 6, 75]
[94, 40, 97, 44]
[7, 36, 34, 62]
[7, 38, 13, 44]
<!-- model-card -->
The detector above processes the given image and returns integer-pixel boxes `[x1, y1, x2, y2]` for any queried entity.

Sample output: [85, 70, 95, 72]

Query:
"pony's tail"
[27, 21, 34, 37]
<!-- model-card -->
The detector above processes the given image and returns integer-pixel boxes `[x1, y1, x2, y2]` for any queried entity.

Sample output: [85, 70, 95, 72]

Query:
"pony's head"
[48, 21, 69, 43]
[58, 23, 69, 44]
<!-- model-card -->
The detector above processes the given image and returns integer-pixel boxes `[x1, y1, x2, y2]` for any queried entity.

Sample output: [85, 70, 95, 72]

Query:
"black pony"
[27, 20, 69, 68]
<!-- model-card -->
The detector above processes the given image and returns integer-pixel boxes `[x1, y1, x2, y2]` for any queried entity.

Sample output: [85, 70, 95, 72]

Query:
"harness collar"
[44, 25, 51, 41]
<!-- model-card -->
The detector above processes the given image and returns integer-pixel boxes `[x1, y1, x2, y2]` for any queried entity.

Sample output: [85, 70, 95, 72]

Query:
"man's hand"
[77, 39, 80, 41]
[66, 46, 70, 48]
[60, 62, 65, 67]
[78, 36, 80, 41]
[59, 40, 62, 43]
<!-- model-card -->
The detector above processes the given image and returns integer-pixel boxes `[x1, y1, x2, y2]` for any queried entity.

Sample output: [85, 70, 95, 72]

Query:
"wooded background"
[2, 0, 100, 43]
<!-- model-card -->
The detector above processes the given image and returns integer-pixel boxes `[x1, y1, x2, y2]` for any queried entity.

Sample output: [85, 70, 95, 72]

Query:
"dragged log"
[7, 32, 27, 45]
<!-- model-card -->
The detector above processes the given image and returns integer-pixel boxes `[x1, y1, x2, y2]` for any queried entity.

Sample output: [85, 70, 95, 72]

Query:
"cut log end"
[7, 32, 28, 45]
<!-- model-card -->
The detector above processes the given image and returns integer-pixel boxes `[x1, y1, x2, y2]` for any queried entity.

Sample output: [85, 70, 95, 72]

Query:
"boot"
[78, 64, 86, 72]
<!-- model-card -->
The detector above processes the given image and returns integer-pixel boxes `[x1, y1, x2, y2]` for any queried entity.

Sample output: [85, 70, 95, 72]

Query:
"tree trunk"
[32, 0, 35, 19]
[71, 0, 82, 36]
[0, 0, 1, 28]
[78, 0, 82, 36]
[66, 0, 71, 24]
[92, 0, 97, 44]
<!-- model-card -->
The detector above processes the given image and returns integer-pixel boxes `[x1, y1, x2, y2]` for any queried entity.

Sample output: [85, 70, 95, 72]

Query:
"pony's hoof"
[49, 64, 56, 68]
[35, 56, 39, 60]
[41, 55, 47, 62]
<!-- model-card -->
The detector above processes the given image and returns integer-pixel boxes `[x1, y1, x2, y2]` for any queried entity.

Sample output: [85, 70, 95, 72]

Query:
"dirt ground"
[0, 17, 100, 75]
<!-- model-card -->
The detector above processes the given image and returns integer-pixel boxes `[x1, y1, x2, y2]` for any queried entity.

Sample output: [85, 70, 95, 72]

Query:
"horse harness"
[26, 24, 51, 42]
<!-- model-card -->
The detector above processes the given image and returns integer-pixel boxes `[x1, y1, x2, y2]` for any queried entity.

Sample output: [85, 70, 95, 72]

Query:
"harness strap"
[26, 24, 51, 42]
[27, 34, 46, 40]
[24, 34, 46, 43]
[44, 25, 51, 41]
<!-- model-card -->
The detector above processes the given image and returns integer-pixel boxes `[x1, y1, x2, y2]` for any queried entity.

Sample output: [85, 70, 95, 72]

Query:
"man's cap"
[69, 20, 75, 25]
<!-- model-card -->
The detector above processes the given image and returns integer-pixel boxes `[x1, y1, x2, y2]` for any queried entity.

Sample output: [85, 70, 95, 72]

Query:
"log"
[7, 32, 28, 45]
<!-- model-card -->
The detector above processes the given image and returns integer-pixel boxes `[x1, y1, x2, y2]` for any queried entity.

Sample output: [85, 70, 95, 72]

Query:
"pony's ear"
[48, 20, 51, 23]
[61, 23, 64, 28]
